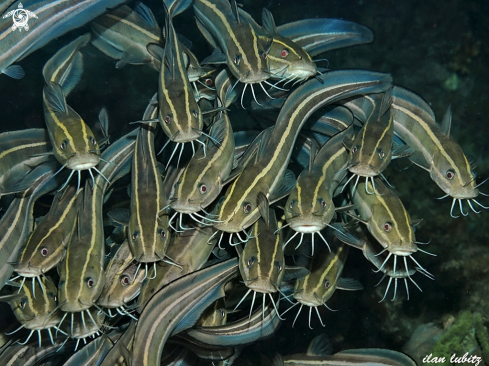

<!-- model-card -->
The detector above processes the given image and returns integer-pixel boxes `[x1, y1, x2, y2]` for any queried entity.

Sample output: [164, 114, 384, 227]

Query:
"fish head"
[128, 212, 171, 263]
[58, 258, 106, 313]
[268, 36, 317, 81]
[15, 230, 67, 278]
[430, 144, 478, 199]
[198, 299, 227, 327]
[348, 136, 393, 178]
[285, 178, 334, 233]
[52, 119, 101, 170]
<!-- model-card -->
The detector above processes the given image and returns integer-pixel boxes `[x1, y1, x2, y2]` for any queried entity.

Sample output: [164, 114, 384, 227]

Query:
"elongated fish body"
[0, 277, 60, 331]
[63, 335, 113, 366]
[391, 86, 479, 209]
[150, 1, 203, 143]
[0, 1, 16, 17]
[90, 4, 162, 70]
[0, 339, 76, 366]
[239, 209, 284, 294]
[42, 33, 91, 97]
[193, 0, 272, 84]
[170, 69, 235, 213]
[137, 225, 216, 312]
[285, 127, 352, 234]
[213, 70, 393, 233]
[14, 184, 80, 278]
[58, 130, 138, 313]
[42, 82, 100, 171]
[185, 296, 281, 347]
[100, 321, 136, 366]
[277, 18, 373, 58]
[294, 241, 350, 308]
[0, 162, 59, 292]
[0, 128, 51, 196]
[97, 240, 146, 309]
[0, 0, 133, 79]
[261, 9, 317, 83]
[344, 91, 395, 188]
[129, 113, 170, 263]
[132, 258, 239, 366]
[352, 178, 417, 257]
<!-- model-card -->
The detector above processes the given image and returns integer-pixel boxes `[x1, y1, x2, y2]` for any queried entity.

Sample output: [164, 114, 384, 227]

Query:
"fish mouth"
[172, 129, 202, 143]
[66, 153, 100, 170]
[390, 248, 417, 256]
[13, 267, 41, 277]
[246, 280, 276, 294]
[348, 165, 379, 177]
[170, 201, 201, 214]
[289, 223, 325, 233]
[294, 293, 321, 307]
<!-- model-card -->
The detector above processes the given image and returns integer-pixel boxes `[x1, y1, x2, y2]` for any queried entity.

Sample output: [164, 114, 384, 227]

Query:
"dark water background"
[0, 0, 488, 363]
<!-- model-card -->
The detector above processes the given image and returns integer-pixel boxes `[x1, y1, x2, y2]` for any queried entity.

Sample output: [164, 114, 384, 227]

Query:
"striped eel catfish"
[97, 240, 145, 320]
[136, 224, 216, 312]
[58, 310, 106, 350]
[0, 338, 76, 366]
[193, 0, 273, 102]
[343, 90, 396, 194]
[349, 178, 434, 283]
[333, 224, 421, 302]
[284, 126, 354, 252]
[42, 33, 91, 97]
[212, 70, 393, 235]
[0, 277, 62, 348]
[285, 239, 362, 329]
[198, 299, 227, 327]
[132, 258, 239, 366]
[144, 0, 203, 152]
[277, 17, 374, 58]
[90, 2, 206, 82]
[13, 185, 80, 291]
[0, 0, 133, 79]
[169, 68, 236, 215]
[391, 86, 486, 217]
[57, 130, 137, 327]
[0, 161, 59, 292]
[272, 334, 416, 366]
[236, 209, 285, 319]
[62, 334, 113, 366]
[0, 128, 51, 197]
[261, 8, 317, 85]
[128, 99, 171, 272]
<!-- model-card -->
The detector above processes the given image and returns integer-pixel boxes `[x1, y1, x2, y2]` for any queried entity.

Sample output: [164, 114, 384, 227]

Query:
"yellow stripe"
[0, 141, 46, 160]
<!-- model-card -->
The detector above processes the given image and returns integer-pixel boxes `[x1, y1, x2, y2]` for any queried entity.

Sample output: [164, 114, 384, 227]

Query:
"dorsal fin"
[230, 0, 240, 22]
[441, 105, 452, 136]
[308, 137, 318, 173]
[261, 8, 277, 35]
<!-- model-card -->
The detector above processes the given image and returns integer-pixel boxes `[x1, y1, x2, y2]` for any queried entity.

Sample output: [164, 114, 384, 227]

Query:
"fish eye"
[383, 221, 393, 232]
[289, 200, 295, 209]
[90, 137, 97, 146]
[243, 203, 252, 214]
[320, 199, 326, 209]
[19, 300, 26, 310]
[49, 293, 57, 302]
[120, 274, 131, 287]
[40, 247, 49, 256]
[86, 278, 95, 288]
[60, 141, 67, 150]
[220, 309, 226, 318]
[276, 262, 282, 272]
[262, 52, 267, 59]
[234, 55, 242, 65]
[247, 256, 256, 268]
[164, 115, 171, 124]
[159, 230, 166, 239]
[192, 110, 198, 118]
[199, 184, 207, 194]
[324, 280, 331, 289]
[446, 169, 455, 180]
[352, 145, 358, 154]
[378, 149, 385, 159]
[205, 78, 213, 86]
[281, 49, 289, 58]
[131, 232, 138, 241]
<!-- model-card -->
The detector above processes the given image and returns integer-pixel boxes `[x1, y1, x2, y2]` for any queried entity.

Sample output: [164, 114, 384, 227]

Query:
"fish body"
[129, 117, 170, 263]
[213, 70, 393, 233]
[391, 86, 479, 206]
[194, 0, 272, 84]
[132, 258, 239, 366]
[42, 82, 100, 171]
[170, 69, 235, 213]
[0, 0, 133, 79]
[286, 127, 352, 234]
[14, 184, 80, 278]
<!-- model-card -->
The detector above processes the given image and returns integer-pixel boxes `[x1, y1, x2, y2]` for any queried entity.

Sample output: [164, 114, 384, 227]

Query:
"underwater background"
[0, 0, 488, 364]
